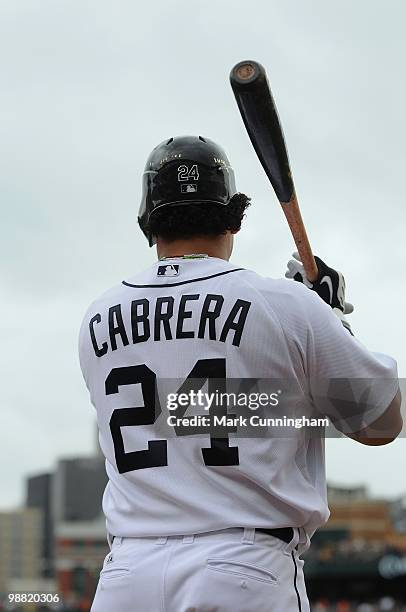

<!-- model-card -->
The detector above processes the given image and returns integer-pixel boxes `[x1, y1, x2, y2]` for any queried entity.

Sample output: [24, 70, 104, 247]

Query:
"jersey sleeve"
[280, 283, 399, 435]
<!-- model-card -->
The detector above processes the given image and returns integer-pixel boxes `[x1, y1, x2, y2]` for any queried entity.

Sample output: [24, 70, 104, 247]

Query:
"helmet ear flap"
[138, 136, 237, 245]
[147, 233, 157, 247]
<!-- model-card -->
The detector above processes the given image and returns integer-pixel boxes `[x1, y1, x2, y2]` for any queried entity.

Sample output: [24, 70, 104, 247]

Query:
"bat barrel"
[230, 59, 319, 283]
[229, 60, 294, 204]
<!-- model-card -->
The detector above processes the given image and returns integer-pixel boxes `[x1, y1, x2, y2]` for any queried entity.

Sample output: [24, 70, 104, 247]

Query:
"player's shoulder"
[78, 275, 140, 333]
[239, 267, 337, 334]
[238, 267, 320, 306]
[81, 281, 126, 316]
[81, 262, 161, 313]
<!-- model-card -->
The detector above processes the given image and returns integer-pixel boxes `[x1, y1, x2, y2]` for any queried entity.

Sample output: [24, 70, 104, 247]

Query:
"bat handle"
[281, 193, 319, 282]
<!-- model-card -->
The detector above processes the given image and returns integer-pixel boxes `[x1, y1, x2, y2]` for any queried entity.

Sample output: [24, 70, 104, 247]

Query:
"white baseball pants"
[91, 527, 310, 612]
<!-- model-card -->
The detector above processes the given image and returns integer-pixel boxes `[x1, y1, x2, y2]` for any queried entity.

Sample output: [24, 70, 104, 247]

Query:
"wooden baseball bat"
[230, 60, 318, 282]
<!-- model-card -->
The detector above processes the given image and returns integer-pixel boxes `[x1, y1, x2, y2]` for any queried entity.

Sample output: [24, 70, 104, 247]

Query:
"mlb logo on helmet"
[181, 184, 197, 193]
[157, 264, 180, 277]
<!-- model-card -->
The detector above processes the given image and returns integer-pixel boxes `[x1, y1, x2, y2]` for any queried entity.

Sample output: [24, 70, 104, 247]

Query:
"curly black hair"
[146, 193, 251, 242]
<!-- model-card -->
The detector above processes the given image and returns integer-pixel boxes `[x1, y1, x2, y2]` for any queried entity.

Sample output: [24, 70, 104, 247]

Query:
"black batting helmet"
[138, 135, 237, 245]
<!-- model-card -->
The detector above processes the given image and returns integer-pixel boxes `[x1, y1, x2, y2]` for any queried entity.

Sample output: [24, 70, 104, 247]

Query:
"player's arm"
[346, 389, 402, 446]
[285, 256, 401, 444]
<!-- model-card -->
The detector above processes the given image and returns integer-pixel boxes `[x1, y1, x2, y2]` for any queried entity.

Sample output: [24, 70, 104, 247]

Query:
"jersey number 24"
[105, 358, 239, 473]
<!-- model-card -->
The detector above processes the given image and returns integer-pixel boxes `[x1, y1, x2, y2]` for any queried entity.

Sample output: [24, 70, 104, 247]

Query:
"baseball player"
[79, 136, 402, 611]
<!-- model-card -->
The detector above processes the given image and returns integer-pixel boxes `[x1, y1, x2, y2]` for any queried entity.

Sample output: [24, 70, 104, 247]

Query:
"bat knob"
[230, 60, 264, 85]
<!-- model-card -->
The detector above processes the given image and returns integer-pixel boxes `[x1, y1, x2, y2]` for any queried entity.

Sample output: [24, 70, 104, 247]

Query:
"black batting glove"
[285, 253, 354, 334]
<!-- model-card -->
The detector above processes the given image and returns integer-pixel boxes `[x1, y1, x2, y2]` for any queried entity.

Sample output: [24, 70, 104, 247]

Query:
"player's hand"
[285, 252, 354, 333]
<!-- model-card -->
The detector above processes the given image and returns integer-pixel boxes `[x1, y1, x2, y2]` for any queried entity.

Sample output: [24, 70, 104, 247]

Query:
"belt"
[255, 527, 294, 544]
[109, 527, 295, 547]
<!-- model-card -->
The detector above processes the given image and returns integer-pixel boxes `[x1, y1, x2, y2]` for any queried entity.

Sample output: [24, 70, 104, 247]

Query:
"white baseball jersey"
[79, 257, 398, 540]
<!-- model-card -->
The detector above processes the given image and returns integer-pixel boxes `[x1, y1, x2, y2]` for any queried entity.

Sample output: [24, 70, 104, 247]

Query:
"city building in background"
[51, 455, 108, 608]
[52, 456, 107, 523]
[55, 516, 107, 611]
[328, 484, 369, 504]
[306, 484, 406, 605]
[0, 447, 108, 608]
[26, 472, 54, 577]
[0, 508, 43, 594]
[390, 494, 406, 534]
[23, 453, 108, 583]
[2, 451, 406, 610]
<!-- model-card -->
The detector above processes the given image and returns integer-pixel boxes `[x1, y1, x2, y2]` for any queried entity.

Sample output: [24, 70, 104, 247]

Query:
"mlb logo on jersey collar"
[157, 264, 180, 277]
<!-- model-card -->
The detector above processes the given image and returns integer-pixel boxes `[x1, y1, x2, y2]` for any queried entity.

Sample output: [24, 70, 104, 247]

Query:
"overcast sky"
[1, 0, 405, 509]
